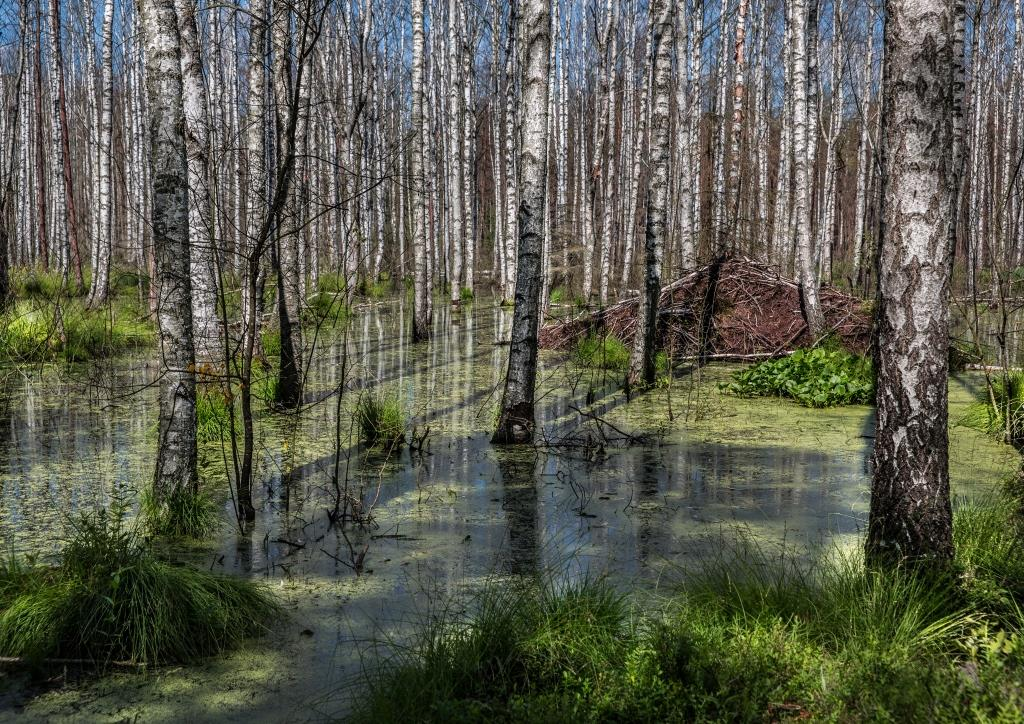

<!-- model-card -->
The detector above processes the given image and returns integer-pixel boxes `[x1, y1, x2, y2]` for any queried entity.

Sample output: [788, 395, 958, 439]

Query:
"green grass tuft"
[305, 291, 351, 325]
[723, 346, 874, 408]
[195, 385, 234, 445]
[356, 390, 406, 450]
[0, 506, 276, 666]
[460, 287, 474, 303]
[958, 370, 1024, 447]
[572, 334, 631, 372]
[354, 495, 1024, 723]
[0, 299, 155, 363]
[141, 485, 221, 539]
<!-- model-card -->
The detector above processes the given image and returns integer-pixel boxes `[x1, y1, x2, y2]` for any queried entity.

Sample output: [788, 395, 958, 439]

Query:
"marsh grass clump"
[0, 506, 276, 666]
[459, 287, 474, 303]
[724, 346, 874, 407]
[305, 291, 351, 325]
[141, 485, 221, 539]
[196, 385, 233, 444]
[354, 497, 1024, 723]
[572, 334, 630, 372]
[359, 276, 391, 300]
[0, 299, 154, 363]
[356, 390, 406, 450]
[259, 328, 281, 362]
[355, 579, 630, 723]
[959, 370, 1024, 447]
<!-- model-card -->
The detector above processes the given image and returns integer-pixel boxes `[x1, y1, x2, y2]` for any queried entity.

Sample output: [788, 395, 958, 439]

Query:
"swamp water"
[0, 300, 1017, 722]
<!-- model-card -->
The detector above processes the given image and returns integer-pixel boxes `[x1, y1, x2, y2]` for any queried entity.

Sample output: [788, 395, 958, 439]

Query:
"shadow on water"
[0, 298, 1018, 720]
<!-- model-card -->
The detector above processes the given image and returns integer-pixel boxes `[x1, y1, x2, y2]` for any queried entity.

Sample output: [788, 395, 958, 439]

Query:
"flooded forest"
[1, 0, 1024, 721]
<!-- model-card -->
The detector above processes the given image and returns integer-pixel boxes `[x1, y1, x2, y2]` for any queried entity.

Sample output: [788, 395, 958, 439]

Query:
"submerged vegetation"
[355, 493, 1024, 723]
[0, 506, 275, 666]
[724, 346, 874, 408]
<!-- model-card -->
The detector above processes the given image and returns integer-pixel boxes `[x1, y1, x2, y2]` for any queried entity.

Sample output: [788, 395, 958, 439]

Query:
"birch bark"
[493, 0, 550, 444]
[867, 0, 959, 568]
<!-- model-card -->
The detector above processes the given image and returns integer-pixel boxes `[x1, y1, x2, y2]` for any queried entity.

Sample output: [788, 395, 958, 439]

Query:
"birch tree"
[791, 0, 825, 337]
[87, 0, 115, 307]
[492, 0, 550, 444]
[177, 0, 220, 360]
[141, 0, 199, 506]
[411, 0, 430, 341]
[628, 0, 673, 388]
[866, 0, 960, 567]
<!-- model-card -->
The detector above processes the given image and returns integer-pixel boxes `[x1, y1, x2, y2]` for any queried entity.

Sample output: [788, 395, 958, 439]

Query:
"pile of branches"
[540, 256, 871, 359]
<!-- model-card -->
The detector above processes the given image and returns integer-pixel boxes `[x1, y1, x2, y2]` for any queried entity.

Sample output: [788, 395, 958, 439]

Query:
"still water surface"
[0, 300, 1015, 721]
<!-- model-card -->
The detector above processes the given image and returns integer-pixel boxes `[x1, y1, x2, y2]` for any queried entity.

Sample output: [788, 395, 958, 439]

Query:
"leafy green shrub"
[0, 506, 275, 666]
[573, 334, 630, 372]
[723, 347, 874, 408]
[356, 390, 406, 450]
[958, 371, 1024, 447]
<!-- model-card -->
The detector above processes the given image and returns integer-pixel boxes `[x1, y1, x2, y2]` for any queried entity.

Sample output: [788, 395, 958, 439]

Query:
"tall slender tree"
[177, 0, 220, 360]
[411, 0, 431, 342]
[142, 0, 199, 506]
[87, 0, 115, 307]
[629, 0, 673, 388]
[791, 0, 825, 337]
[492, 0, 551, 444]
[866, 0, 961, 567]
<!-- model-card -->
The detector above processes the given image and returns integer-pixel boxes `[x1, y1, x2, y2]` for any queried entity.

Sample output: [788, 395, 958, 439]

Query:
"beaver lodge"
[540, 256, 872, 359]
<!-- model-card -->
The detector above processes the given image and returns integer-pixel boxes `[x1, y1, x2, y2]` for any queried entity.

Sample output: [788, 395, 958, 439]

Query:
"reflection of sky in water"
[1, 301, 1017, 720]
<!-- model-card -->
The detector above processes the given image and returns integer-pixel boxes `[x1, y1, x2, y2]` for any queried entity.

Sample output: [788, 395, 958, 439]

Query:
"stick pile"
[540, 256, 871, 357]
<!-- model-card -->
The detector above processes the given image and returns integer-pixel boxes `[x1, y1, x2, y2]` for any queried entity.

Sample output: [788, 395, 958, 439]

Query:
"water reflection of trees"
[497, 449, 539, 576]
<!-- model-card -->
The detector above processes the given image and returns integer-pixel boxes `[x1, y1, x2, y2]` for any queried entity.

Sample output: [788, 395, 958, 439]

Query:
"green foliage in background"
[0, 299, 155, 364]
